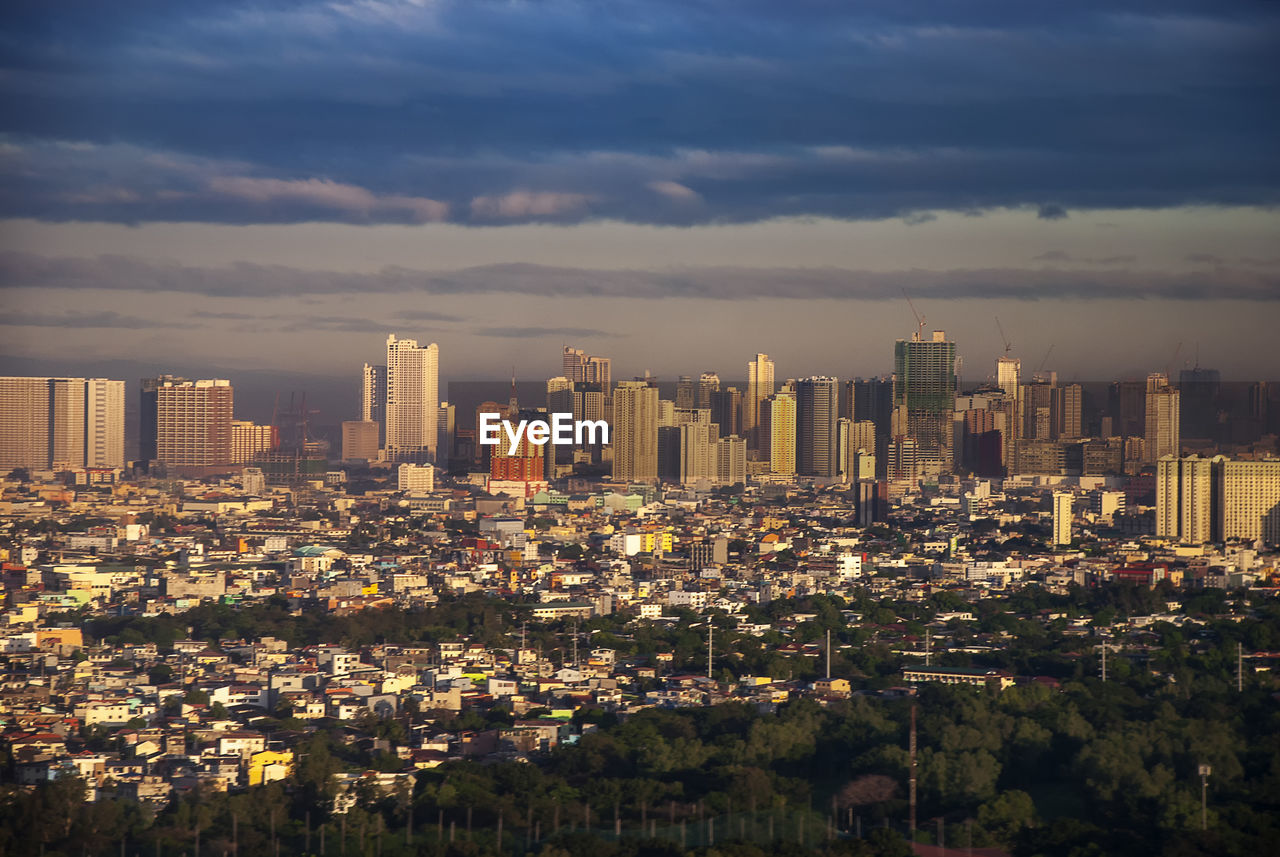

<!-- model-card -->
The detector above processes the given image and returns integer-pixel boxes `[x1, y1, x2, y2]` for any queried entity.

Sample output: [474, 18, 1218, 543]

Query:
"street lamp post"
[1198, 764, 1212, 831]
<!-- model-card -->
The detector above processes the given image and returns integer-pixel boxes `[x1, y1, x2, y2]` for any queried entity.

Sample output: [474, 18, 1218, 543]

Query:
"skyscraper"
[84, 379, 125, 469]
[710, 386, 742, 439]
[231, 420, 276, 464]
[1144, 373, 1181, 463]
[1055, 383, 1083, 439]
[612, 380, 659, 483]
[0, 377, 54, 470]
[744, 353, 775, 452]
[892, 330, 957, 471]
[140, 375, 186, 464]
[1156, 455, 1217, 544]
[763, 386, 796, 476]
[1179, 367, 1221, 440]
[849, 377, 893, 480]
[697, 372, 720, 410]
[155, 379, 234, 467]
[361, 363, 387, 443]
[437, 402, 456, 469]
[48, 378, 86, 470]
[562, 345, 611, 388]
[1107, 380, 1146, 438]
[1052, 492, 1073, 546]
[675, 376, 695, 410]
[796, 376, 839, 477]
[996, 356, 1021, 399]
[385, 334, 439, 464]
[0, 377, 126, 471]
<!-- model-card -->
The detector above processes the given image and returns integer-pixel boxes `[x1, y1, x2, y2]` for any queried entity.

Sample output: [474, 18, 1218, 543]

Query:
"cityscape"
[2, 2, 1279, 857]
[0, 327, 1278, 857]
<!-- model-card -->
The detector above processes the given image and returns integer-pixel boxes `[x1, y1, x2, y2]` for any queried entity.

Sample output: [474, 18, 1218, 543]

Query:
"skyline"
[2, 1, 1279, 379]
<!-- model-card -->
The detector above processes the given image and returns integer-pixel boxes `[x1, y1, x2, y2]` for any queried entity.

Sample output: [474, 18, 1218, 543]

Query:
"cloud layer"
[1, 1, 1276, 226]
[3, 251, 1276, 302]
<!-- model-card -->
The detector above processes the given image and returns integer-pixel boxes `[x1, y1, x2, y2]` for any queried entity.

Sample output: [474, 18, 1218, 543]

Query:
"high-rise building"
[361, 363, 387, 443]
[1020, 380, 1055, 442]
[437, 402, 456, 470]
[397, 463, 435, 494]
[678, 414, 716, 485]
[996, 356, 1021, 399]
[546, 376, 574, 411]
[1157, 455, 1217, 544]
[1179, 367, 1221, 440]
[796, 376, 839, 477]
[1107, 380, 1146, 438]
[1221, 459, 1280, 544]
[849, 377, 893, 480]
[489, 408, 550, 490]
[1055, 384, 1083, 439]
[48, 378, 85, 469]
[612, 380, 659, 483]
[744, 353, 775, 452]
[1144, 373, 1181, 464]
[697, 373, 720, 410]
[675, 376, 695, 410]
[1052, 492, 1073, 546]
[231, 420, 277, 464]
[562, 346, 611, 388]
[893, 331, 957, 471]
[843, 419, 876, 481]
[342, 420, 380, 462]
[84, 379, 125, 469]
[0, 377, 53, 470]
[710, 386, 742, 439]
[140, 375, 186, 463]
[385, 334, 439, 464]
[763, 387, 796, 475]
[0, 377, 127, 471]
[1157, 455, 1280, 545]
[715, 435, 746, 486]
[154, 379, 234, 468]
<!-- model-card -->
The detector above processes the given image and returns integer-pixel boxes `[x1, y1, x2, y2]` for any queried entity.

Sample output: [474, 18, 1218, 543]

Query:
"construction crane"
[905, 293, 926, 341]
[1036, 343, 1055, 375]
[995, 316, 1012, 354]
[1164, 341, 1182, 381]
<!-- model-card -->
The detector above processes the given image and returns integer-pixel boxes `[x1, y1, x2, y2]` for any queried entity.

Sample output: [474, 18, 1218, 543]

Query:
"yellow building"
[247, 749, 294, 787]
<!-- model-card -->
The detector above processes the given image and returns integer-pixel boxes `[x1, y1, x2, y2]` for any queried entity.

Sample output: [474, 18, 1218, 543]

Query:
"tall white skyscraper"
[1052, 492, 1073, 546]
[744, 353, 775, 452]
[1145, 373, 1181, 463]
[84, 379, 125, 468]
[385, 334, 439, 464]
[996, 356, 1020, 398]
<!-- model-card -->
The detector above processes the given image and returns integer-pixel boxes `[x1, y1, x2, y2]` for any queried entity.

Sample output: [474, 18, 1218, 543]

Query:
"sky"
[1, 0, 1278, 394]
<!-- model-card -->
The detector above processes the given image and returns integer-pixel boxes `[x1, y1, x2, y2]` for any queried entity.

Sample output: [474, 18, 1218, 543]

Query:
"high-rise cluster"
[0, 377, 125, 471]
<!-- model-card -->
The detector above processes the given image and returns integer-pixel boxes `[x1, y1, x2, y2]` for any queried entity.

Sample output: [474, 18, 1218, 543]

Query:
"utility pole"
[925, 628, 931, 667]
[707, 622, 714, 679]
[909, 704, 917, 841]
[1099, 640, 1107, 683]
[826, 629, 831, 679]
[1199, 764, 1212, 830]
[1237, 643, 1243, 692]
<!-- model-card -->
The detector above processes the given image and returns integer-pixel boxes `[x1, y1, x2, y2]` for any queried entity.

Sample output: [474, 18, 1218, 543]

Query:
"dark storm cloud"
[3, 251, 1277, 302]
[0, 309, 191, 328]
[0, 0, 1276, 225]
